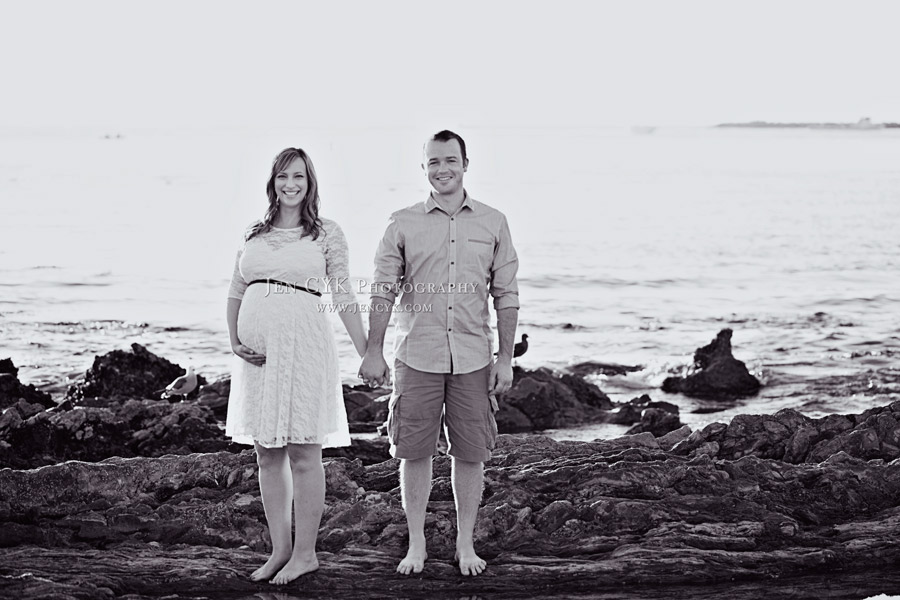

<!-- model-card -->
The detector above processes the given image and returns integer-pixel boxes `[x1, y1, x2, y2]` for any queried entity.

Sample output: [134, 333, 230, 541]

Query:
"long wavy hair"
[245, 147, 323, 241]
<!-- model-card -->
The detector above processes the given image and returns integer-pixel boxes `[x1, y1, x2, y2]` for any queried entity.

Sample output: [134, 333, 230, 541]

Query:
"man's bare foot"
[397, 538, 428, 575]
[270, 553, 319, 585]
[455, 547, 486, 576]
[250, 553, 291, 582]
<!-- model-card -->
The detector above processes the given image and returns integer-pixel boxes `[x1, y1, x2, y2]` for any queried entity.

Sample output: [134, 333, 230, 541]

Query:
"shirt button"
[451, 217, 455, 221]
[448, 328, 452, 332]
[450, 261, 455, 265]
[448, 306, 453, 310]
[451, 239, 455, 243]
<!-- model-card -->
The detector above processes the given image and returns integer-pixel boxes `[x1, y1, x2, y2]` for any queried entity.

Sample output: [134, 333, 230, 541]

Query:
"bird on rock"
[513, 334, 529, 359]
[160, 365, 197, 400]
[495, 334, 529, 366]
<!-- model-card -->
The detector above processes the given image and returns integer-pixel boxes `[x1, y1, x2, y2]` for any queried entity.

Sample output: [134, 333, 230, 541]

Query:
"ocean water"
[1, 126, 898, 437]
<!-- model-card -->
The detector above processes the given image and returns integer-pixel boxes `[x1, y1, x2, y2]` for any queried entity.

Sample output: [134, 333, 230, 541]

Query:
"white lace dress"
[225, 219, 354, 448]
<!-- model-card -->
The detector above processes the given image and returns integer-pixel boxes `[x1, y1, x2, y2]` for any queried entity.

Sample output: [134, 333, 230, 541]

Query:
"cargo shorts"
[386, 360, 498, 463]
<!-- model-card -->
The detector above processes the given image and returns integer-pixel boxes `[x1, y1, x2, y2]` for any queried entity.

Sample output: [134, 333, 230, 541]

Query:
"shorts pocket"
[387, 394, 400, 446]
[486, 411, 498, 451]
[386, 393, 401, 445]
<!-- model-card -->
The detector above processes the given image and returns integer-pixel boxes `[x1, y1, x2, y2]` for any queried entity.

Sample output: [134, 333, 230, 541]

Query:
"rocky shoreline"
[2, 333, 899, 599]
[3, 425, 900, 598]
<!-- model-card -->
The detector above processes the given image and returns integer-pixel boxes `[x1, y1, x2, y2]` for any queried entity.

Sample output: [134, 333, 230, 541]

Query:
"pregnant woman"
[226, 147, 366, 585]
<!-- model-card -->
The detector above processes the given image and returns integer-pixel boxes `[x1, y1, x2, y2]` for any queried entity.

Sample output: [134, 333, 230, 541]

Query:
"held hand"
[233, 343, 266, 367]
[358, 352, 390, 388]
[488, 357, 513, 395]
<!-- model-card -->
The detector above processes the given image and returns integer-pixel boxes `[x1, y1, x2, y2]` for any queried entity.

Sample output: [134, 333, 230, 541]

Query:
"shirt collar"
[425, 191, 476, 214]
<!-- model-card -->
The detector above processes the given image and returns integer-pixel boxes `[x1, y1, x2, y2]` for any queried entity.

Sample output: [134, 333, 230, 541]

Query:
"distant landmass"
[716, 117, 899, 130]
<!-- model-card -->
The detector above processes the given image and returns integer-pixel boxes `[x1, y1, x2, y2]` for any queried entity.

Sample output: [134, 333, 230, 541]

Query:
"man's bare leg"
[271, 444, 324, 585]
[452, 457, 486, 576]
[251, 444, 293, 581]
[397, 456, 433, 575]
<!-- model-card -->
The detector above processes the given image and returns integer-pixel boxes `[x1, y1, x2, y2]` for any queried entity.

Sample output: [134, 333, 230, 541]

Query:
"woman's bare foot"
[455, 547, 486, 576]
[250, 553, 291, 582]
[270, 553, 319, 585]
[397, 537, 428, 575]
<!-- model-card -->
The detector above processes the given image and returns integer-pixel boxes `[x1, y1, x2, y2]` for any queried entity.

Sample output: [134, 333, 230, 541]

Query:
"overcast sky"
[2, 0, 899, 129]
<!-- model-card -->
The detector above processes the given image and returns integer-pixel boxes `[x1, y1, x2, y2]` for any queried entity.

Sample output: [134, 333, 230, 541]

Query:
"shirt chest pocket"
[466, 237, 495, 273]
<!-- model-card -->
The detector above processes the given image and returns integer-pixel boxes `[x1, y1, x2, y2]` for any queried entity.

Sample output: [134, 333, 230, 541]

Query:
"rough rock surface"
[66, 343, 207, 403]
[195, 376, 230, 420]
[662, 329, 761, 398]
[494, 367, 613, 433]
[672, 401, 900, 464]
[0, 397, 238, 470]
[0, 359, 54, 411]
[2, 419, 900, 599]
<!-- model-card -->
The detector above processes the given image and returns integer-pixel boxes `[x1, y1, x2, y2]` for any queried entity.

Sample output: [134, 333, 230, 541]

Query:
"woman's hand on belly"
[232, 342, 266, 367]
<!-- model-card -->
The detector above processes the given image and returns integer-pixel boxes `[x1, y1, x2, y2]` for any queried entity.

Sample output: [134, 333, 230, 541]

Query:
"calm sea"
[1, 126, 898, 437]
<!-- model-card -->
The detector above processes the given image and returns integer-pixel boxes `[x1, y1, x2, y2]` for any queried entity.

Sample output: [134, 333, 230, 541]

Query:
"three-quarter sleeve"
[227, 248, 249, 300]
[490, 215, 520, 310]
[323, 221, 358, 305]
[371, 215, 405, 303]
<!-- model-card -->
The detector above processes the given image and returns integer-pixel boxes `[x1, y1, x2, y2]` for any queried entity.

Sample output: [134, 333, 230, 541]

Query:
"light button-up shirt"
[372, 193, 519, 374]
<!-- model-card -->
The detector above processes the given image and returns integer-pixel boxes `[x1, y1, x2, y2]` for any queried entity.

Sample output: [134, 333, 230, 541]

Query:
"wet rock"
[65, 343, 207, 403]
[495, 367, 613, 433]
[662, 329, 761, 398]
[0, 359, 54, 411]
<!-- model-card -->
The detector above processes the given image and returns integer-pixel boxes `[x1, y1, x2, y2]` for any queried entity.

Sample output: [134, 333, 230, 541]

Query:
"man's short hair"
[426, 130, 467, 164]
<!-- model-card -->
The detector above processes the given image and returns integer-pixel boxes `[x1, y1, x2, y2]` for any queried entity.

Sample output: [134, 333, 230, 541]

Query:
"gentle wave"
[518, 275, 691, 288]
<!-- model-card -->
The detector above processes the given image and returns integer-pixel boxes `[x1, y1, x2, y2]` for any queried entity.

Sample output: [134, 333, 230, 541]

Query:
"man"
[359, 130, 519, 577]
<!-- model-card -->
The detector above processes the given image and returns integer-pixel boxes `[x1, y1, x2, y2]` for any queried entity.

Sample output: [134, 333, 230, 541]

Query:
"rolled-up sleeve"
[227, 248, 248, 300]
[490, 215, 519, 310]
[371, 216, 405, 303]
[324, 221, 358, 305]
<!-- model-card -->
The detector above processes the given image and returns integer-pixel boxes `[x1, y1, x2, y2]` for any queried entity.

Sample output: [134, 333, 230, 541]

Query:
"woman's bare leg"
[271, 443, 324, 585]
[251, 443, 293, 582]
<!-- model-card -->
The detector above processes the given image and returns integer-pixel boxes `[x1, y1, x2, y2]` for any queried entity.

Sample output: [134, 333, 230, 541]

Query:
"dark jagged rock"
[495, 367, 613, 433]
[2, 417, 900, 598]
[0, 359, 54, 411]
[65, 343, 207, 403]
[342, 384, 390, 423]
[0, 358, 17, 376]
[662, 329, 761, 398]
[322, 437, 391, 465]
[672, 401, 900, 464]
[608, 394, 683, 437]
[625, 407, 684, 437]
[0, 397, 239, 469]
[195, 377, 230, 419]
